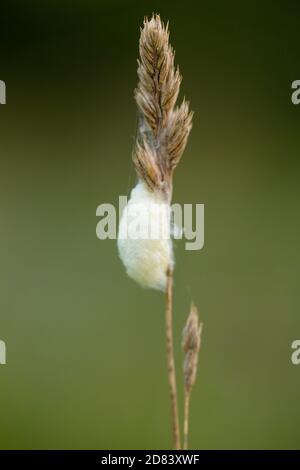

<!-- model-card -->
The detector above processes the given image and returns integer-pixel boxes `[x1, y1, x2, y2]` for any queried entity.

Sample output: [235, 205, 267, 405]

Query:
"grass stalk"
[165, 266, 181, 450]
[183, 389, 191, 450]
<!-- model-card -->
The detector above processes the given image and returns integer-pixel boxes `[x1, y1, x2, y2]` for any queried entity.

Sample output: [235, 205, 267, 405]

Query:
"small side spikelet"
[182, 303, 202, 449]
[133, 14, 193, 196]
[182, 303, 202, 393]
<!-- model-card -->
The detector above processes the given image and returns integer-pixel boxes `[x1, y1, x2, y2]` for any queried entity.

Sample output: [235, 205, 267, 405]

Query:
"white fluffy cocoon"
[117, 181, 173, 291]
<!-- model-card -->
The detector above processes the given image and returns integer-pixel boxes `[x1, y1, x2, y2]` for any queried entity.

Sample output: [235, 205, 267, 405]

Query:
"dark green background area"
[0, 0, 299, 449]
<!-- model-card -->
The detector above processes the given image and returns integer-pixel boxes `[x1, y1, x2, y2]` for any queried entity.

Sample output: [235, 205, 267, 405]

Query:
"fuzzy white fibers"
[117, 181, 173, 291]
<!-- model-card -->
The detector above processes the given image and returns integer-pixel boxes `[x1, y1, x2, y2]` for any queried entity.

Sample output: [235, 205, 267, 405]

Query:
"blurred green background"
[0, 0, 300, 449]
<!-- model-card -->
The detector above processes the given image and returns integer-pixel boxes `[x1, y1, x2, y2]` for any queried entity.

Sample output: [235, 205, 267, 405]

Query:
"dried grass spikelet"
[182, 303, 203, 393]
[133, 13, 193, 198]
[118, 14, 193, 292]
[182, 303, 203, 449]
